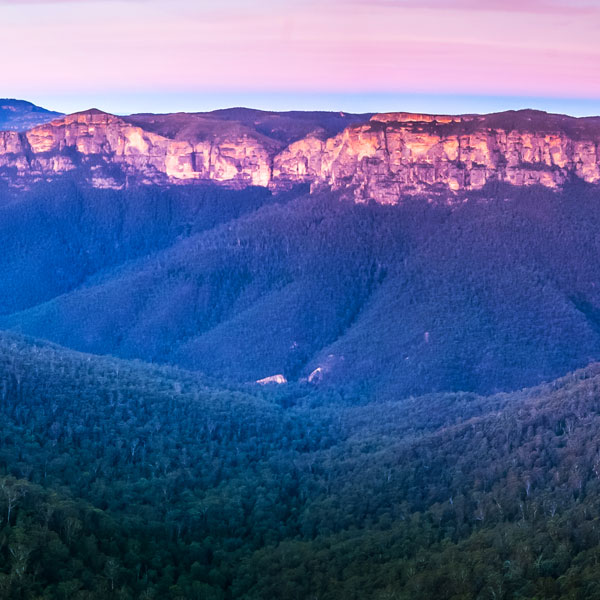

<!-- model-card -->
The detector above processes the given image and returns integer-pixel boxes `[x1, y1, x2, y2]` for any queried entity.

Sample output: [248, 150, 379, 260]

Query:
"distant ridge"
[0, 99, 63, 132]
[0, 104, 599, 198]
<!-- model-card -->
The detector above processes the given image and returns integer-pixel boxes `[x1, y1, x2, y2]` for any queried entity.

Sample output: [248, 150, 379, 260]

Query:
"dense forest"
[1, 180, 600, 397]
[2, 179, 600, 598]
[2, 332, 600, 598]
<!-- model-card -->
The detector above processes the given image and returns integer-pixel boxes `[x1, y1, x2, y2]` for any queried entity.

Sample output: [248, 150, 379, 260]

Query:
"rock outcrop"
[0, 110, 275, 189]
[256, 374, 287, 385]
[273, 112, 600, 203]
[1, 108, 599, 202]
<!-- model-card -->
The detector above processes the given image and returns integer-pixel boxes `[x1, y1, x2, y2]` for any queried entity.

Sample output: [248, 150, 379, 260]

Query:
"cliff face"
[1, 108, 599, 202]
[0, 110, 275, 189]
[273, 112, 600, 203]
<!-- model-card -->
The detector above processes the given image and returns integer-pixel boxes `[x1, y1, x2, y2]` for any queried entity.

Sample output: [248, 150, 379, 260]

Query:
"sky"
[1, 0, 599, 116]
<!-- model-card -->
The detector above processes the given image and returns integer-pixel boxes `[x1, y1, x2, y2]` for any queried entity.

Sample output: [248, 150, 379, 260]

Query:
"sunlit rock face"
[5, 110, 276, 188]
[0, 108, 599, 202]
[256, 374, 287, 385]
[272, 112, 600, 203]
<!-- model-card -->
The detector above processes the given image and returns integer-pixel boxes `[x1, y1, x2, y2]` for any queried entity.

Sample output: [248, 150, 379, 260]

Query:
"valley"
[1, 331, 600, 598]
[1, 101, 600, 599]
[0, 177, 599, 397]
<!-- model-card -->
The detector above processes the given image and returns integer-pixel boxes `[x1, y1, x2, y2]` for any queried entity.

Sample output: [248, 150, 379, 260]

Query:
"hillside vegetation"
[1, 181, 600, 396]
[1, 333, 600, 598]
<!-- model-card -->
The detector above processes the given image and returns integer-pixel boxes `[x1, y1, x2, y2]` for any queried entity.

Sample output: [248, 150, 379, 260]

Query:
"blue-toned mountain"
[0, 98, 63, 131]
[1, 179, 600, 397]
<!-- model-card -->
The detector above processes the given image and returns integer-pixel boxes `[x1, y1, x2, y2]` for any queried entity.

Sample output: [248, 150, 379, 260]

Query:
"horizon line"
[4, 95, 600, 120]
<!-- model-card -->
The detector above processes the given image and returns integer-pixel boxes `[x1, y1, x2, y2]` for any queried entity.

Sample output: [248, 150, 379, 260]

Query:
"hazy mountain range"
[0, 99, 63, 131]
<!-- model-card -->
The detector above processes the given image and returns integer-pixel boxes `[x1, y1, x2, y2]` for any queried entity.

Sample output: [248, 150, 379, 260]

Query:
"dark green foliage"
[3, 333, 600, 598]
[3, 178, 600, 597]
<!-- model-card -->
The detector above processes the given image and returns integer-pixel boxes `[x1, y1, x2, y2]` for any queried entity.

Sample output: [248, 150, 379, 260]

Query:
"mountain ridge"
[0, 106, 599, 201]
[0, 98, 64, 131]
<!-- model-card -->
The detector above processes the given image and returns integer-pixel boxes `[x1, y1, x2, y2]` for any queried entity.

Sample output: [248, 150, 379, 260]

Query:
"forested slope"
[2, 333, 600, 598]
[2, 181, 600, 397]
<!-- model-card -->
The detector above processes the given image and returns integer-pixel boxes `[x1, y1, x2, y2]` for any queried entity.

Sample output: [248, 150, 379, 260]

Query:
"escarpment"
[1, 108, 599, 202]
[272, 111, 600, 203]
[0, 110, 275, 189]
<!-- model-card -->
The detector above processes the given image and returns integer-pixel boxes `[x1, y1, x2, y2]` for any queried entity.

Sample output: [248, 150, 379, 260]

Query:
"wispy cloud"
[2, 0, 599, 109]
[2, 0, 595, 13]
[345, 0, 600, 14]
[0, 0, 151, 3]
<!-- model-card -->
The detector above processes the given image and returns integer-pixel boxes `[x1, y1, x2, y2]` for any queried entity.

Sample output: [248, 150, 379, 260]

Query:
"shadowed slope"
[3, 182, 600, 396]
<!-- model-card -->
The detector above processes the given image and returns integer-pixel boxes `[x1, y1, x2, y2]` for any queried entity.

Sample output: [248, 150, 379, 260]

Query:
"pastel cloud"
[2, 0, 599, 109]
[0, 0, 150, 2]
[350, 0, 600, 14]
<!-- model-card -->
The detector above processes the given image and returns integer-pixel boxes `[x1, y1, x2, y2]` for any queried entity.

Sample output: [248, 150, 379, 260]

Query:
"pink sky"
[1, 0, 599, 114]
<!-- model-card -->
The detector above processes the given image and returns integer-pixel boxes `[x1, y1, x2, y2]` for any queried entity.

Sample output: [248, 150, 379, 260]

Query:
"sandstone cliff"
[0, 110, 276, 189]
[1, 108, 599, 202]
[273, 111, 600, 202]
